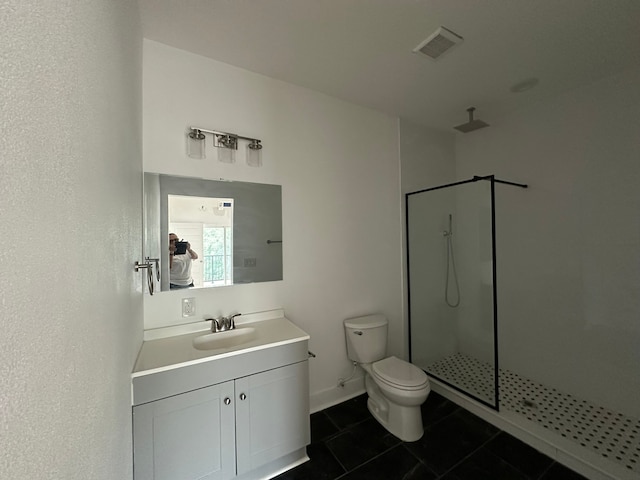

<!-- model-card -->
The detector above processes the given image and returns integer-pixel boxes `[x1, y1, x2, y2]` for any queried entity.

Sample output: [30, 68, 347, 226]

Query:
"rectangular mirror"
[144, 173, 283, 292]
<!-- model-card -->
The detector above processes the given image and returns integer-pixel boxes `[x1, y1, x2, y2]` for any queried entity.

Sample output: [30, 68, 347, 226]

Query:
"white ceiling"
[139, 0, 640, 132]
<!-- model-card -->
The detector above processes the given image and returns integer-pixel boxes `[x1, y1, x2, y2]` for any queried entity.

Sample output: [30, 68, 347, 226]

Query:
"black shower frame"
[405, 175, 527, 411]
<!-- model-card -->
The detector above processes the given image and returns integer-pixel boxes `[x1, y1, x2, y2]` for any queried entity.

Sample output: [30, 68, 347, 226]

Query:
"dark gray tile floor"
[275, 392, 588, 480]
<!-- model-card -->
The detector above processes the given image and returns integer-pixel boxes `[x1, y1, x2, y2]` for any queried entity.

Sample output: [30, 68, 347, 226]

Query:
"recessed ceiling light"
[510, 78, 539, 93]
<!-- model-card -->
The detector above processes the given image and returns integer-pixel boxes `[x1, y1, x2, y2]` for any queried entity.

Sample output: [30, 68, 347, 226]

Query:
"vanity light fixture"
[247, 139, 263, 167]
[186, 126, 263, 166]
[214, 133, 237, 163]
[186, 129, 206, 159]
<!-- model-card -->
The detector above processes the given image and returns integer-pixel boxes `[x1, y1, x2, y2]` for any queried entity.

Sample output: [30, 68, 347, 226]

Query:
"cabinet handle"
[239, 393, 247, 401]
[224, 397, 231, 405]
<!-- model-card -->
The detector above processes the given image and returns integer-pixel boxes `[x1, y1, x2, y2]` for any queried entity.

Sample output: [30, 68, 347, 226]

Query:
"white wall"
[454, 181, 496, 365]
[0, 1, 143, 479]
[399, 120, 456, 195]
[399, 120, 458, 364]
[456, 67, 640, 418]
[143, 40, 402, 410]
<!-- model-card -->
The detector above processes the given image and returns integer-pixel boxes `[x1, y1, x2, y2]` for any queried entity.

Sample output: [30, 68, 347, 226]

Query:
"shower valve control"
[353, 331, 363, 336]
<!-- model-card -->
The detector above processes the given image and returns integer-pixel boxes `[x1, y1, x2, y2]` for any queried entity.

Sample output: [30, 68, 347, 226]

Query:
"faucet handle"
[205, 318, 220, 332]
[229, 313, 241, 329]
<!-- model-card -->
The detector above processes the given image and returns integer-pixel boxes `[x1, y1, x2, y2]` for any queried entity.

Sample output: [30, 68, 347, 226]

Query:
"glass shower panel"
[407, 179, 498, 409]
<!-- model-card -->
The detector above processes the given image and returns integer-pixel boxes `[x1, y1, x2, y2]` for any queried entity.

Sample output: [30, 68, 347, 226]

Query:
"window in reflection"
[203, 225, 232, 286]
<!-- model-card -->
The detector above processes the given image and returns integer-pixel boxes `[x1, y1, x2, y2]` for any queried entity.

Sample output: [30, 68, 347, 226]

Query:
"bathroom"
[2, 1, 639, 479]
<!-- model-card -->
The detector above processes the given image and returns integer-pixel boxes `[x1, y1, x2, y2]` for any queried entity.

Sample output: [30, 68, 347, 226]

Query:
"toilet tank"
[344, 314, 388, 363]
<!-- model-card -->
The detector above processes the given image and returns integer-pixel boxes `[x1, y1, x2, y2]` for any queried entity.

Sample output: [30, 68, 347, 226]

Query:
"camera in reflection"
[174, 241, 188, 255]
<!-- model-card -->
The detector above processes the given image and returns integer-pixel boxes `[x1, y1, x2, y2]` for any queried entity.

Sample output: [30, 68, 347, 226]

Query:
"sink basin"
[192, 327, 258, 351]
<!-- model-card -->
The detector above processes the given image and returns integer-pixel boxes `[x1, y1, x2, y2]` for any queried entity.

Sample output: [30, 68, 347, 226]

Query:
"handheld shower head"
[454, 107, 489, 133]
[443, 214, 453, 237]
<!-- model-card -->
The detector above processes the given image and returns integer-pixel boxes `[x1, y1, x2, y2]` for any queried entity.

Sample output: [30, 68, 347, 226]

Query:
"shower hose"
[445, 225, 460, 308]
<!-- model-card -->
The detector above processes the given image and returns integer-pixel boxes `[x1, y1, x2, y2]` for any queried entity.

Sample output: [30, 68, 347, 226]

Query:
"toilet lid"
[372, 356, 428, 389]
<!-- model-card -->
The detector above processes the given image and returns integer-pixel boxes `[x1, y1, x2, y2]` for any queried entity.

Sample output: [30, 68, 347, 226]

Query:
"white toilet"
[344, 314, 430, 442]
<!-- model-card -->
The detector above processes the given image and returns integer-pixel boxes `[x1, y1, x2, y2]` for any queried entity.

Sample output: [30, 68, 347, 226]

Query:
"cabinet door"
[133, 381, 236, 480]
[235, 361, 310, 475]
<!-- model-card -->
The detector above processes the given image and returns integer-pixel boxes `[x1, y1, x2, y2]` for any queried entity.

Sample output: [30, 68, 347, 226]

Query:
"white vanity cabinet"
[131, 316, 311, 480]
[235, 361, 309, 476]
[133, 380, 237, 480]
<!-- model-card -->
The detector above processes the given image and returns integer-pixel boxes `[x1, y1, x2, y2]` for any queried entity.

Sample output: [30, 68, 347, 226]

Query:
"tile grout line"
[429, 429, 503, 479]
[536, 459, 558, 480]
[333, 443, 406, 479]
[400, 443, 441, 478]
[483, 430, 556, 480]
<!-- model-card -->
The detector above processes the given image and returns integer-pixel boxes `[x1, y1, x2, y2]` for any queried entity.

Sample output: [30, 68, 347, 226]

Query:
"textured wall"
[0, 1, 143, 478]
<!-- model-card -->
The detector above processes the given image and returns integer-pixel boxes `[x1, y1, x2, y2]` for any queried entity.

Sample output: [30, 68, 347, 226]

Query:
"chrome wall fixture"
[135, 258, 159, 295]
[187, 126, 263, 166]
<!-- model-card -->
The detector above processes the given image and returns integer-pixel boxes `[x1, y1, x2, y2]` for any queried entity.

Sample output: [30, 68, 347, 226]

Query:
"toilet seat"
[372, 356, 429, 390]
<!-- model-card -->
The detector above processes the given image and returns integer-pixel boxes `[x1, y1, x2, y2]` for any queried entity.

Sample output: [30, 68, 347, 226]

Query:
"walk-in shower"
[407, 175, 518, 409]
[406, 175, 640, 478]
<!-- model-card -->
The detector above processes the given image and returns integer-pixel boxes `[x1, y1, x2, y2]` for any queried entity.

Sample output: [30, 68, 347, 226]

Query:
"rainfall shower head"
[454, 107, 489, 133]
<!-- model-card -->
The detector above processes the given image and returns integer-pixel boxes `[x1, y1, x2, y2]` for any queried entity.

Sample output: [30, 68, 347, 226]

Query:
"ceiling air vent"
[413, 26, 463, 60]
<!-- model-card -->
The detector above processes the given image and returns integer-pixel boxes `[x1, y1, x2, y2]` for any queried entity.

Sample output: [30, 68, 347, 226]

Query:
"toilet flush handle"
[353, 331, 363, 336]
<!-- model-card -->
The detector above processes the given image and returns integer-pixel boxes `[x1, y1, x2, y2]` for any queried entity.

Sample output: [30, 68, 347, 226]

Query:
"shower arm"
[467, 107, 476, 122]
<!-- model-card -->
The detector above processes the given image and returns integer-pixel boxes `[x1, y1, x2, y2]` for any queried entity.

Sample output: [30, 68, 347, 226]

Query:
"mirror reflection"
[144, 173, 283, 292]
[168, 195, 233, 289]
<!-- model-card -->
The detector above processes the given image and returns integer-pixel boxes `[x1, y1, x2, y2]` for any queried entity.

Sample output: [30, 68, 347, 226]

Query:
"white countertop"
[133, 312, 310, 377]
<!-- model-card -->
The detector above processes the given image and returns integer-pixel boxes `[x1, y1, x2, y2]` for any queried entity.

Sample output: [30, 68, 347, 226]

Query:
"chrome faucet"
[206, 313, 242, 333]
[206, 318, 220, 332]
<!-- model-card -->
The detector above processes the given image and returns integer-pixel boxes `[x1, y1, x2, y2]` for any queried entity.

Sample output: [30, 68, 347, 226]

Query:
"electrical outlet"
[244, 257, 257, 267]
[182, 297, 196, 317]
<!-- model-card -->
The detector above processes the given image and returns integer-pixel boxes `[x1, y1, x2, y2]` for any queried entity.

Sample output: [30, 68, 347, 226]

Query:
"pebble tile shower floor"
[426, 353, 640, 475]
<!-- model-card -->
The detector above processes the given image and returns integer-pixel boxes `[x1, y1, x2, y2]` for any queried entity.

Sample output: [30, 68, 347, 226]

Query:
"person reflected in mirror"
[169, 233, 199, 289]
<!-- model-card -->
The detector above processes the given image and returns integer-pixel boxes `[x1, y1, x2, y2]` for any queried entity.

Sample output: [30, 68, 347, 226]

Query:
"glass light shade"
[246, 142, 263, 167]
[217, 147, 236, 164]
[187, 130, 206, 159]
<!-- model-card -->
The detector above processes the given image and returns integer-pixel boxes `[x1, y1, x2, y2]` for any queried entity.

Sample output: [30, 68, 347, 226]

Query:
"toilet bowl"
[344, 315, 430, 442]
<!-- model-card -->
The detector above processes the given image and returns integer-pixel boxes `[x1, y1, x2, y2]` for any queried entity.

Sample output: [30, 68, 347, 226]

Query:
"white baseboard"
[310, 376, 366, 413]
